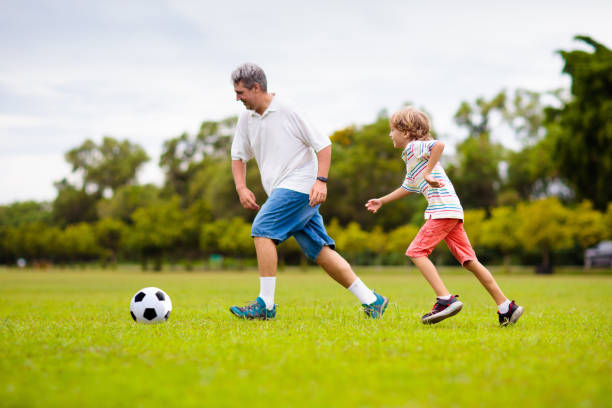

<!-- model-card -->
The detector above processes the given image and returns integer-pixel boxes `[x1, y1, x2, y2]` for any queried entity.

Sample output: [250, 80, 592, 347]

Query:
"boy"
[365, 106, 523, 326]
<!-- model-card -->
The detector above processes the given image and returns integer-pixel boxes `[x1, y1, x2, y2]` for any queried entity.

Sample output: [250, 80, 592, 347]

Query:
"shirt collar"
[250, 94, 278, 117]
[401, 144, 411, 162]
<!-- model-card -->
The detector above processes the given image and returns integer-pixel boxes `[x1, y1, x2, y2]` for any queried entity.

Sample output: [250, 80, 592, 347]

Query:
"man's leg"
[316, 246, 386, 316]
[229, 237, 278, 319]
[254, 237, 277, 310]
[314, 245, 356, 288]
[255, 237, 277, 277]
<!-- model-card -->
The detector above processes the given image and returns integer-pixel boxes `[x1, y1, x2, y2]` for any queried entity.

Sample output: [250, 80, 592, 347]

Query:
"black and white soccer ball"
[130, 287, 173, 324]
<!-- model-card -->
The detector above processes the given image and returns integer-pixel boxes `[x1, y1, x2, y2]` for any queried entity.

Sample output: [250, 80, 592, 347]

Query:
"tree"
[96, 184, 160, 223]
[448, 92, 506, 209]
[0, 201, 52, 227]
[52, 180, 98, 226]
[65, 137, 149, 197]
[481, 206, 519, 268]
[547, 36, 612, 210]
[515, 198, 573, 273]
[60, 223, 100, 263]
[159, 117, 236, 206]
[568, 201, 606, 250]
[94, 218, 127, 266]
[127, 197, 185, 271]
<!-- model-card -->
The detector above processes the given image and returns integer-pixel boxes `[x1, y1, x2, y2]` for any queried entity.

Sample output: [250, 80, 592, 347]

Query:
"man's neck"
[255, 93, 274, 115]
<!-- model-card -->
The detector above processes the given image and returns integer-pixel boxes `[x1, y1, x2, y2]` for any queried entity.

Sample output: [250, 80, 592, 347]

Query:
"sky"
[1, 0, 611, 204]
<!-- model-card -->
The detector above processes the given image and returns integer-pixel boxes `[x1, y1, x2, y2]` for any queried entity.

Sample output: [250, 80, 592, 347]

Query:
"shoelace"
[240, 300, 260, 312]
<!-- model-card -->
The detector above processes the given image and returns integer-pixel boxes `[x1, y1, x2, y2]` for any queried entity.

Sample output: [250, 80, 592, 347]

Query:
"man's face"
[234, 81, 259, 110]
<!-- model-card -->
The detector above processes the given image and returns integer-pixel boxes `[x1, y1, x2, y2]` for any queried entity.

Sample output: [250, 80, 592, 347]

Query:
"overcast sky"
[1, 0, 611, 204]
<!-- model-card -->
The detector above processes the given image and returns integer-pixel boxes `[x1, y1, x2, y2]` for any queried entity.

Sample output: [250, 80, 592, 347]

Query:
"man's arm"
[232, 159, 259, 211]
[308, 145, 331, 207]
[423, 141, 445, 188]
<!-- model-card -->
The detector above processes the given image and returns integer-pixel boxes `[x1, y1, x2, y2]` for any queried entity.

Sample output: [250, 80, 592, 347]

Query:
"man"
[228, 63, 388, 320]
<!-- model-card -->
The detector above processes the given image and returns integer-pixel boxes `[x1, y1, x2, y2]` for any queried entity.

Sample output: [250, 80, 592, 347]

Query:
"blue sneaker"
[230, 297, 276, 320]
[362, 292, 389, 319]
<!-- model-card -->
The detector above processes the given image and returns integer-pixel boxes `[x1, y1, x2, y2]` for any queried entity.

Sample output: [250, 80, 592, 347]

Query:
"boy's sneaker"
[421, 295, 463, 324]
[362, 292, 389, 319]
[229, 297, 276, 320]
[498, 300, 523, 326]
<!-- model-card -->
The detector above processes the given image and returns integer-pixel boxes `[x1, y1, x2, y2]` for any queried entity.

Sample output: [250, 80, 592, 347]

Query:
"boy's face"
[389, 126, 409, 149]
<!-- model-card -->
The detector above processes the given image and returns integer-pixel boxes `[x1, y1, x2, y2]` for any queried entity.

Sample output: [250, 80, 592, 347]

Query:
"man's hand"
[309, 180, 327, 207]
[237, 186, 260, 211]
[365, 198, 382, 214]
[424, 173, 444, 188]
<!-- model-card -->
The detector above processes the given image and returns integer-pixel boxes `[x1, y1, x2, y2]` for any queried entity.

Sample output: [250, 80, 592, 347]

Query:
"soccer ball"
[130, 287, 173, 324]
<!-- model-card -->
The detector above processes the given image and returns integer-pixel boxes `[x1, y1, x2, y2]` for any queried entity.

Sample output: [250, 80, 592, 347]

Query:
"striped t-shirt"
[401, 140, 464, 220]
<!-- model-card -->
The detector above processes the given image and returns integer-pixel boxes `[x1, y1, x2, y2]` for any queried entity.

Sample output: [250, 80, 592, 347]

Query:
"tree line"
[1, 36, 610, 271]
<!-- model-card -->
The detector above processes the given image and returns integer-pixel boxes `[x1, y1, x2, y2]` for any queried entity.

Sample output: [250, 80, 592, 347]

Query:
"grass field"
[1, 267, 611, 408]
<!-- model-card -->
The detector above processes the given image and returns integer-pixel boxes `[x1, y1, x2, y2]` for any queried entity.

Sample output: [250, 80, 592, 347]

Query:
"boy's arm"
[365, 187, 412, 213]
[423, 141, 445, 188]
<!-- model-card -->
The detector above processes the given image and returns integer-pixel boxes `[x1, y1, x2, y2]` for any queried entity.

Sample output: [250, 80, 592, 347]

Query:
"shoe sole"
[422, 301, 463, 324]
[229, 307, 274, 320]
[500, 306, 524, 326]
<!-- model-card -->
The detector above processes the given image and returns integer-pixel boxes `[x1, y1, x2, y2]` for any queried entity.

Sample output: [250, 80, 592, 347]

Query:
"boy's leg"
[445, 222, 524, 325]
[463, 259, 506, 305]
[409, 256, 450, 297]
[407, 219, 463, 324]
[406, 219, 458, 297]
[444, 222, 507, 305]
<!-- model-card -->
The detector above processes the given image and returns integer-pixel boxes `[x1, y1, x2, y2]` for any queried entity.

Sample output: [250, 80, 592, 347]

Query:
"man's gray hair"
[231, 63, 267, 91]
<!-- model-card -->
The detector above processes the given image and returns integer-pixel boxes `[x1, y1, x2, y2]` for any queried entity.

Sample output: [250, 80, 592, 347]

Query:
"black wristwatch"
[316, 176, 328, 183]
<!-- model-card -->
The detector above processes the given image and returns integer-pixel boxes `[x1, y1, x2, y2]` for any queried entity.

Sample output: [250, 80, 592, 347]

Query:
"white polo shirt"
[231, 95, 331, 196]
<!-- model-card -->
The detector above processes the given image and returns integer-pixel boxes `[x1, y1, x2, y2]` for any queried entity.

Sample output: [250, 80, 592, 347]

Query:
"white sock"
[348, 278, 377, 305]
[258, 277, 276, 310]
[437, 294, 452, 300]
[498, 299, 511, 314]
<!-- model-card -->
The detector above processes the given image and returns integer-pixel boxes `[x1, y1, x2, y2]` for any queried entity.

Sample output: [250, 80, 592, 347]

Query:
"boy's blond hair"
[390, 107, 432, 141]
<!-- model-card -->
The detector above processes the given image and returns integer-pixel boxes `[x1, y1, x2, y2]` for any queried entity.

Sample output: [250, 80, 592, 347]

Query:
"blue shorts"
[251, 188, 336, 261]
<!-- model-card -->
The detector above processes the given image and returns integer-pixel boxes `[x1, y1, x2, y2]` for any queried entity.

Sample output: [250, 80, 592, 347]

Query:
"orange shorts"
[405, 218, 477, 265]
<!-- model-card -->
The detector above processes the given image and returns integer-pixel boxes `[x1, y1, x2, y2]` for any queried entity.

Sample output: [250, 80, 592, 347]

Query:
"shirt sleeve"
[401, 175, 421, 192]
[230, 112, 254, 162]
[411, 140, 438, 159]
[290, 109, 331, 153]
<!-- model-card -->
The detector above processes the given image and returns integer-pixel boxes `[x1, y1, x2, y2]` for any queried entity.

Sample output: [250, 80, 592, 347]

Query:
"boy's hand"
[365, 199, 382, 214]
[424, 173, 444, 188]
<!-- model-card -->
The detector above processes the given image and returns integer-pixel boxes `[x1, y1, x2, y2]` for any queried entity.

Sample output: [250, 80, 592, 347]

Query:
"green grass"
[1, 267, 611, 408]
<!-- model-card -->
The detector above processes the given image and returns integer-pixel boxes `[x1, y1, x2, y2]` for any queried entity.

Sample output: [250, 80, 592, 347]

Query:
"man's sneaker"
[498, 301, 524, 326]
[362, 292, 389, 319]
[421, 295, 463, 324]
[229, 297, 276, 320]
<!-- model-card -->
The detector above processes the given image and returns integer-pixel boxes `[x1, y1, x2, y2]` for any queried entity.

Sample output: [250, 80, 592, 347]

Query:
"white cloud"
[0, 0, 611, 204]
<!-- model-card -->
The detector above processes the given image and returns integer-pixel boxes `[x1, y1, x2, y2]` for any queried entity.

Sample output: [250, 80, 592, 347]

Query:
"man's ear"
[251, 82, 261, 93]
